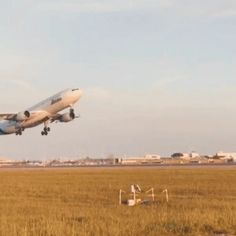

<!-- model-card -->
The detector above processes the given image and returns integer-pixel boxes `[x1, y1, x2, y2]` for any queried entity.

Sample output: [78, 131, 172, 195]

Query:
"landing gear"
[70, 108, 75, 119]
[16, 128, 24, 136]
[41, 123, 50, 136]
[16, 130, 22, 136]
[41, 130, 48, 136]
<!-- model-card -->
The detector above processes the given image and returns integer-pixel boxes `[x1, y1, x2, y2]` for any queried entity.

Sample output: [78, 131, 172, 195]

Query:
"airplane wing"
[0, 110, 48, 121]
[0, 113, 17, 120]
[50, 113, 62, 123]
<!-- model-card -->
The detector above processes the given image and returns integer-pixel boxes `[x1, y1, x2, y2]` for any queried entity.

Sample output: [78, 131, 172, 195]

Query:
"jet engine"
[15, 111, 30, 121]
[60, 111, 75, 123]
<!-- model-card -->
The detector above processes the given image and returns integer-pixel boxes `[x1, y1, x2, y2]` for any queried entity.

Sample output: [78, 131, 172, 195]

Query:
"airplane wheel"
[44, 127, 50, 132]
[16, 130, 22, 135]
[41, 130, 48, 135]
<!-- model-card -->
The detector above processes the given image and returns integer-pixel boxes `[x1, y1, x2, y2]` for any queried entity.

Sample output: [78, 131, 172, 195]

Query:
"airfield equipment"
[119, 184, 168, 206]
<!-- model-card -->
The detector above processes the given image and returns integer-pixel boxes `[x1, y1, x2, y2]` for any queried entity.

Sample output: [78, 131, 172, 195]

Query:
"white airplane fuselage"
[0, 88, 82, 135]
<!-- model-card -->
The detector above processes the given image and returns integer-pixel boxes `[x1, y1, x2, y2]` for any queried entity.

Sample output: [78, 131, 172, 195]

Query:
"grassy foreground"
[0, 167, 235, 236]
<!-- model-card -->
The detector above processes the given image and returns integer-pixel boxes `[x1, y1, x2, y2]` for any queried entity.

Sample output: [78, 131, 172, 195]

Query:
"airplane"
[0, 88, 82, 136]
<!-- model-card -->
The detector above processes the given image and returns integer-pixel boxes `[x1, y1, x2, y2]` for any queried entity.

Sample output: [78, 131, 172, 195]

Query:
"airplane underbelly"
[23, 119, 44, 128]
[23, 113, 48, 128]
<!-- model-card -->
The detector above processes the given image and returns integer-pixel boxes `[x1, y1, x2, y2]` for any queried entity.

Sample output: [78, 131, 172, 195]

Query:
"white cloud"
[154, 76, 187, 89]
[37, 0, 173, 13]
[179, 1, 236, 19]
[211, 9, 236, 18]
[85, 87, 112, 101]
[0, 78, 32, 90]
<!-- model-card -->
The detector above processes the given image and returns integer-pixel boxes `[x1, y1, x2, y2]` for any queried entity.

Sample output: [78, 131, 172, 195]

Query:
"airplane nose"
[70, 88, 83, 100]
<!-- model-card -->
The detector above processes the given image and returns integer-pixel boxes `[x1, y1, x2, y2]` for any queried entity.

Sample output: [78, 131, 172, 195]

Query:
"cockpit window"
[72, 88, 79, 91]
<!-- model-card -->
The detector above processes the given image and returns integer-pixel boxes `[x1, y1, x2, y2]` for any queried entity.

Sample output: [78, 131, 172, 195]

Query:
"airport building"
[171, 152, 200, 160]
[116, 154, 161, 165]
[0, 157, 14, 166]
[215, 152, 236, 162]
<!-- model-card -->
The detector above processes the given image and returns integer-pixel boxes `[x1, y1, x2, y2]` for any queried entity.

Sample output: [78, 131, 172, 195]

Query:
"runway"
[0, 163, 236, 170]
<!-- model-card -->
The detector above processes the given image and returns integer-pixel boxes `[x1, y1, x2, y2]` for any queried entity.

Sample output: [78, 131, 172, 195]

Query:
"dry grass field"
[0, 167, 235, 236]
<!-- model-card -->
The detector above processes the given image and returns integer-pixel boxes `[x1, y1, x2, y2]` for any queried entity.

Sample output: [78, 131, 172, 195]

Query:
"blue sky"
[0, 0, 236, 160]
